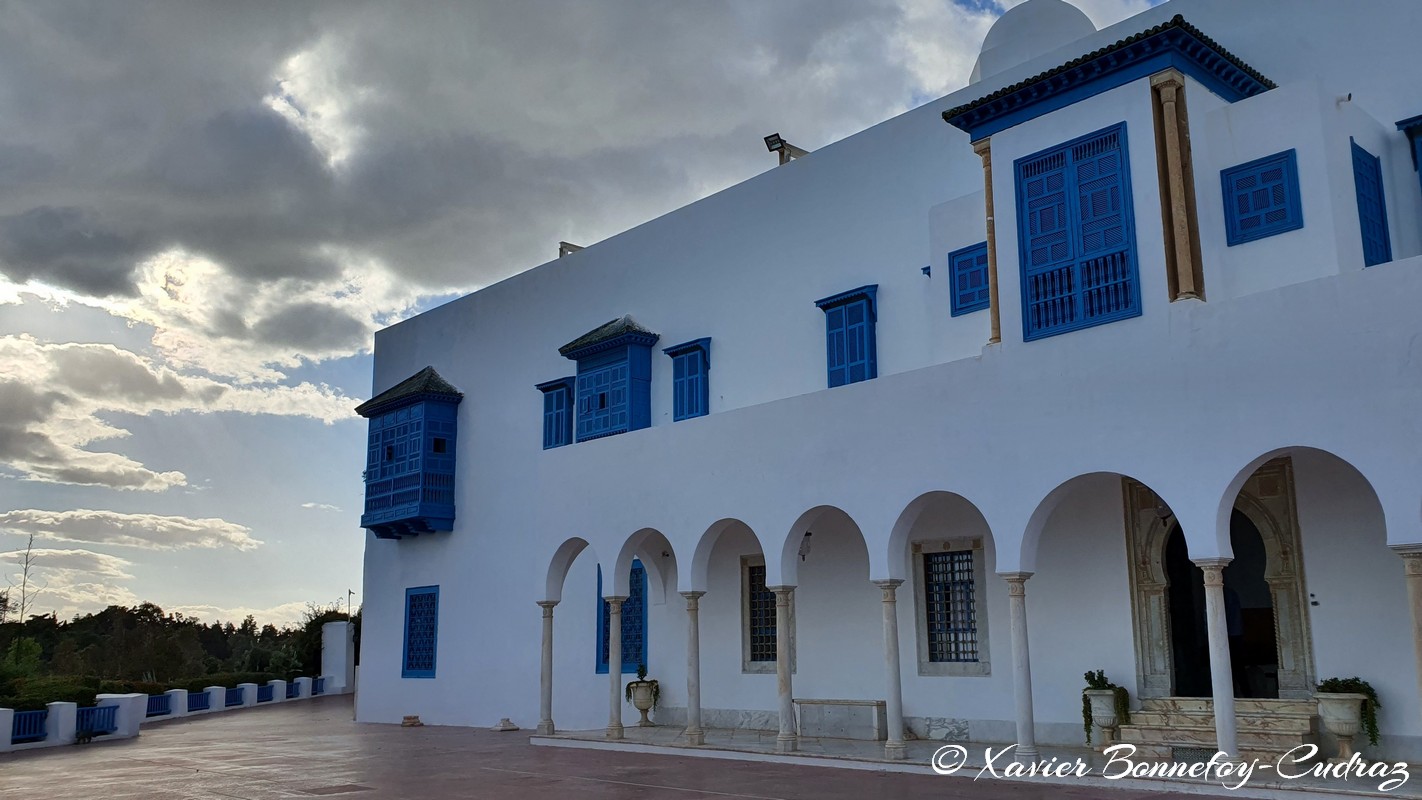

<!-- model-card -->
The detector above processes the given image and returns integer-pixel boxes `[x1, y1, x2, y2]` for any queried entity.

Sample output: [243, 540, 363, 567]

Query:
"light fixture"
[1154, 504, 1175, 522]
[764, 132, 810, 165]
[798, 531, 814, 561]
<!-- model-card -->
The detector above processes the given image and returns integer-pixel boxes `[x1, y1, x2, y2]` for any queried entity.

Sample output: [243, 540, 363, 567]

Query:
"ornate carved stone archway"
[1124, 458, 1316, 699]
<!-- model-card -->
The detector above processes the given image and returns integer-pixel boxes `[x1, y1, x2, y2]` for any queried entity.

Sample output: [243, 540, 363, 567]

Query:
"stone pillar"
[972, 138, 1002, 345]
[238, 682, 259, 707]
[772, 586, 798, 753]
[0, 708, 12, 753]
[165, 688, 189, 717]
[205, 685, 227, 711]
[292, 678, 312, 700]
[1150, 68, 1203, 301]
[1003, 572, 1038, 762]
[682, 591, 706, 745]
[537, 600, 558, 735]
[1394, 546, 1422, 734]
[1197, 558, 1239, 758]
[606, 596, 626, 740]
[873, 579, 907, 759]
[47, 701, 77, 745]
[321, 620, 356, 694]
[268, 680, 286, 704]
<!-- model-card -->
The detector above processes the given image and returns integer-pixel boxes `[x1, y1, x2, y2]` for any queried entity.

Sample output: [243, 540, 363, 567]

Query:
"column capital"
[972, 138, 991, 158]
[604, 595, 628, 608]
[1393, 545, 1422, 575]
[1149, 67, 1186, 90]
[536, 600, 559, 610]
[768, 585, 797, 595]
[1195, 558, 1229, 585]
[679, 590, 706, 600]
[999, 571, 1033, 583]
[872, 578, 905, 588]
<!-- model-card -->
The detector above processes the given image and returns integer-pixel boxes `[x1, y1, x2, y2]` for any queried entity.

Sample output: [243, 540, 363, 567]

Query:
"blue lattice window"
[664, 338, 710, 421]
[357, 368, 461, 540]
[746, 562, 776, 663]
[1221, 150, 1303, 246]
[815, 285, 878, 388]
[948, 242, 990, 316]
[402, 586, 439, 678]
[923, 551, 977, 663]
[1015, 123, 1140, 341]
[536, 377, 574, 449]
[1351, 139, 1392, 267]
[596, 561, 646, 674]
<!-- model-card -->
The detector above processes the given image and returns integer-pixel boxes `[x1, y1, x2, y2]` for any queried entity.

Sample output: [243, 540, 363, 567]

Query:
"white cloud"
[0, 508, 262, 551]
[301, 502, 341, 512]
[2, 546, 133, 579]
[169, 600, 312, 628]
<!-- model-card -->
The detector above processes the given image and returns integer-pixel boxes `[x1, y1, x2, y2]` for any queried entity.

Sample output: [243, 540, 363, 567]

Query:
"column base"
[605, 724, 624, 740]
[535, 721, 554, 736]
[684, 728, 705, 746]
[776, 734, 798, 753]
[884, 741, 906, 760]
[1015, 745, 1039, 763]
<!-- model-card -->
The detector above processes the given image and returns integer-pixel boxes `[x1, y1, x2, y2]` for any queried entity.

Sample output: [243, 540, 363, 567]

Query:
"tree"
[6, 535, 45, 620]
[0, 589, 9, 625]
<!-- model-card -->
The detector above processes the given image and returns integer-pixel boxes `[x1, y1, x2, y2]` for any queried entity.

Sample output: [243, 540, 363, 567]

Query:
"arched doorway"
[1163, 511, 1279, 698]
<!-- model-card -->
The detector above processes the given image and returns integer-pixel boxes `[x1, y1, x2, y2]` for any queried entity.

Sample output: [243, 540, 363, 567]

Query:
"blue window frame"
[663, 338, 710, 421]
[560, 317, 657, 443]
[402, 585, 439, 678]
[923, 550, 978, 663]
[356, 367, 461, 540]
[948, 242, 990, 316]
[596, 561, 647, 674]
[1014, 123, 1140, 341]
[1351, 139, 1392, 267]
[814, 285, 878, 387]
[1220, 149, 1303, 246]
[536, 377, 575, 448]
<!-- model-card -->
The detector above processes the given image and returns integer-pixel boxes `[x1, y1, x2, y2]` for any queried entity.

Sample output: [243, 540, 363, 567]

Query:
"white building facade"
[356, 0, 1422, 764]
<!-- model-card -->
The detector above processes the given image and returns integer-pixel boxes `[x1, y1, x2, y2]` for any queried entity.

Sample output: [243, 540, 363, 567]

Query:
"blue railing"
[188, 692, 211, 712]
[146, 694, 171, 717]
[313, 677, 325, 695]
[257, 685, 273, 703]
[286, 682, 299, 699]
[76, 705, 118, 735]
[225, 687, 244, 707]
[11, 710, 47, 744]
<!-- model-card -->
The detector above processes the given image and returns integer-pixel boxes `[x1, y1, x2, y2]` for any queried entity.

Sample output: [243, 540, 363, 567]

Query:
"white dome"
[970, 0, 1096, 85]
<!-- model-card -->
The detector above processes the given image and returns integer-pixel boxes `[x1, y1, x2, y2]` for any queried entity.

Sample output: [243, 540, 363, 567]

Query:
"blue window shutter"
[597, 561, 648, 674]
[1352, 140, 1392, 267]
[825, 305, 848, 387]
[949, 242, 990, 316]
[402, 586, 439, 678]
[664, 339, 710, 421]
[1220, 150, 1303, 246]
[816, 286, 877, 388]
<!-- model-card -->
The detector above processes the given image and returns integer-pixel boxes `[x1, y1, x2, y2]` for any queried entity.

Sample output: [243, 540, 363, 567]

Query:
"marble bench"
[793, 698, 887, 741]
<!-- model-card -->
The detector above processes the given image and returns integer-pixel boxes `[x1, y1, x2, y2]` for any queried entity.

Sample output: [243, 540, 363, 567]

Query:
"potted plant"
[624, 664, 660, 727]
[1315, 677, 1381, 762]
[1082, 669, 1130, 747]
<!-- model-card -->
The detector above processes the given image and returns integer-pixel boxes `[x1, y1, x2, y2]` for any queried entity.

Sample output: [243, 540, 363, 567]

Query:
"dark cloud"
[0, 206, 150, 296]
[251, 301, 369, 352]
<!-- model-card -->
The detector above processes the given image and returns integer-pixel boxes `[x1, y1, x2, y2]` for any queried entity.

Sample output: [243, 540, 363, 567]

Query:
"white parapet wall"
[321, 621, 356, 694]
[294, 676, 312, 699]
[165, 689, 189, 719]
[96, 693, 146, 740]
[269, 679, 288, 703]
[204, 685, 227, 713]
[237, 683, 258, 708]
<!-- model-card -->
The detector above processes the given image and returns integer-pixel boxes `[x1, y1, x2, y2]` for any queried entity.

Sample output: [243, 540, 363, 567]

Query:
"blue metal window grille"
[1220, 149, 1303, 246]
[286, 682, 300, 699]
[538, 378, 574, 448]
[146, 694, 171, 717]
[188, 692, 211, 712]
[664, 339, 710, 421]
[924, 550, 978, 662]
[1015, 123, 1140, 340]
[76, 706, 118, 735]
[225, 687, 244, 706]
[1352, 139, 1392, 267]
[257, 685, 274, 703]
[948, 242, 991, 316]
[596, 560, 647, 674]
[403, 585, 439, 678]
[815, 285, 878, 387]
[11, 709, 47, 744]
[747, 563, 777, 662]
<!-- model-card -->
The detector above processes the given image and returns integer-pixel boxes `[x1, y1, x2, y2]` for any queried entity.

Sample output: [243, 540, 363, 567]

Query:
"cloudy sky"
[0, 0, 1153, 627]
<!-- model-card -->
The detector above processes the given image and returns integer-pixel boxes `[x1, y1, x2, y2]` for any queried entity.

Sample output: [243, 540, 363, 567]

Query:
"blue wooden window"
[948, 242, 991, 316]
[924, 550, 978, 662]
[1352, 139, 1392, 267]
[578, 357, 632, 439]
[746, 563, 776, 662]
[1015, 123, 1140, 340]
[815, 285, 878, 387]
[77, 705, 118, 734]
[664, 338, 710, 421]
[402, 585, 439, 678]
[1221, 149, 1303, 245]
[536, 377, 574, 448]
[596, 560, 647, 674]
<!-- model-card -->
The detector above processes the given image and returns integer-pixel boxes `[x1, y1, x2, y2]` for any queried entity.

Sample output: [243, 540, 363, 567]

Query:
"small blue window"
[1015, 123, 1140, 341]
[815, 285, 878, 388]
[1351, 139, 1392, 267]
[663, 339, 710, 421]
[948, 242, 990, 316]
[402, 586, 439, 678]
[536, 377, 574, 448]
[1220, 149, 1303, 246]
[596, 561, 647, 674]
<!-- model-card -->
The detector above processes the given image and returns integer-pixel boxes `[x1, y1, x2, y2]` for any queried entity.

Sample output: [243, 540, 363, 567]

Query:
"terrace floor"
[0, 695, 1406, 799]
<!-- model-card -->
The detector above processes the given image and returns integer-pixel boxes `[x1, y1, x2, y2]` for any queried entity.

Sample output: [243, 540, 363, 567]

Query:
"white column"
[0, 709, 12, 753]
[165, 688, 189, 717]
[205, 685, 226, 712]
[1197, 558, 1239, 758]
[268, 680, 287, 704]
[537, 600, 558, 735]
[238, 682, 258, 707]
[606, 595, 626, 740]
[292, 678, 312, 700]
[682, 591, 706, 745]
[874, 579, 907, 759]
[1392, 546, 1422, 734]
[1003, 572, 1038, 762]
[47, 701, 77, 745]
[772, 586, 797, 753]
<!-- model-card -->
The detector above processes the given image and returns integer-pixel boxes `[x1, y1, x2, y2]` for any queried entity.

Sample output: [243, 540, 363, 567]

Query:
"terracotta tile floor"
[0, 696, 1378, 799]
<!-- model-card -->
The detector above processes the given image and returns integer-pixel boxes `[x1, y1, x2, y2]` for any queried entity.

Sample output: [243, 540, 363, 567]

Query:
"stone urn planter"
[1082, 670, 1130, 749]
[1316, 692, 1368, 764]
[624, 665, 660, 727]
[1084, 689, 1119, 746]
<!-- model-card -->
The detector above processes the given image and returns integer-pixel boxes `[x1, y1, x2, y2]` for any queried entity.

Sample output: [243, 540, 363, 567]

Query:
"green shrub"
[175, 672, 281, 693]
[0, 677, 98, 710]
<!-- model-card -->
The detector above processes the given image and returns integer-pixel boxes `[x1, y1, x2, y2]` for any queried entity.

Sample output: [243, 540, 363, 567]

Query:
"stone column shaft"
[973, 138, 1002, 345]
[1393, 547, 1422, 734]
[1197, 559, 1239, 758]
[772, 586, 797, 753]
[606, 596, 626, 740]
[682, 591, 706, 745]
[875, 579, 907, 760]
[1003, 572, 1038, 762]
[537, 601, 557, 735]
